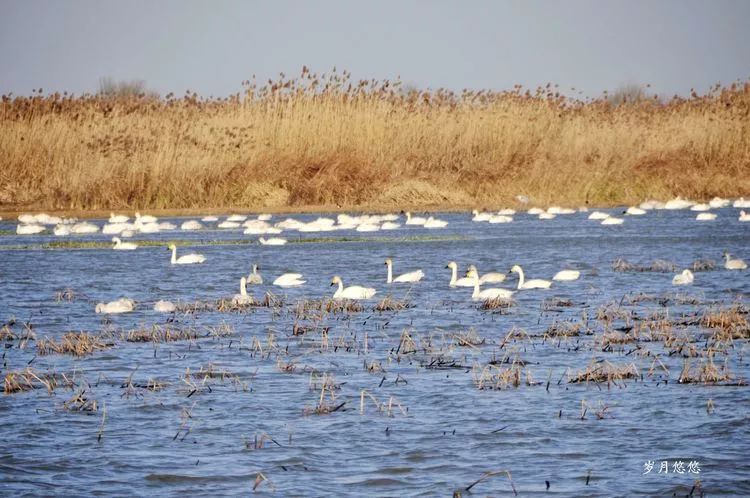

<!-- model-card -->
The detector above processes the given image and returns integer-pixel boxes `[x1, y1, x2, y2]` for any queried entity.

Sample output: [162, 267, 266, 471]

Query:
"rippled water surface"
[1, 209, 749, 496]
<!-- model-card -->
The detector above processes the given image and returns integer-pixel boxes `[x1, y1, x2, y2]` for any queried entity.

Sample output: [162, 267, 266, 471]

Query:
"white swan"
[696, 213, 716, 221]
[446, 262, 475, 287]
[639, 200, 665, 210]
[672, 269, 694, 286]
[227, 214, 247, 222]
[53, 224, 70, 236]
[356, 223, 380, 232]
[201, 215, 219, 222]
[538, 213, 556, 220]
[405, 212, 427, 225]
[109, 213, 129, 223]
[102, 222, 133, 234]
[16, 224, 45, 235]
[385, 258, 424, 283]
[739, 211, 750, 222]
[472, 210, 492, 222]
[135, 212, 158, 224]
[733, 198, 750, 208]
[547, 206, 576, 215]
[218, 220, 241, 229]
[181, 220, 203, 230]
[247, 264, 263, 284]
[601, 217, 624, 225]
[168, 243, 206, 264]
[331, 276, 376, 300]
[112, 237, 138, 250]
[381, 221, 401, 230]
[137, 222, 160, 234]
[95, 298, 134, 314]
[259, 237, 287, 246]
[70, 222, 99, 234]
[553, 270, 580, 281]
[258, 214, 272, 221]
[232, 277, 254, 304]
[488, 215, 513, 224]
[709, 197, 730, 208]
[625, 206, 647, 216]
[467, 264, 506, 284]
[664, 197, 693, 210]
[273, 273, 306, 287]
[724, 253, 747, 270]
[497, 208, 516, 215]
[466, 270, 514, 301]
[588, 211, 610, 220]
[423, 216, 448, 228]
[153, 300, 176, 312]
[527, 207, 545, 215]
[510, 265, 552, 290]
[690, 203, 711, 212]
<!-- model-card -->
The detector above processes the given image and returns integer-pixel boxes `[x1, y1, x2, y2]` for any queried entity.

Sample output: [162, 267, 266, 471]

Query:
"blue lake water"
[0, 209, 748, 496]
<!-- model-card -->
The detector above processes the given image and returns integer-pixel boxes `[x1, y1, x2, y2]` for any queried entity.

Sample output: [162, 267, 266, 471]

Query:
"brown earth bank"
[1, 69, 749, 214]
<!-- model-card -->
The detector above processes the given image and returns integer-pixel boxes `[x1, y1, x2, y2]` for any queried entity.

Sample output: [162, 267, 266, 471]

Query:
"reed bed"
[568, 360, 639, 384]
[37, 331, 113, 357]
[122, 325, 201, 343]
[2, 70, 749, 211]
[373, 295, 413, 312]
[4, 368, 61, 394]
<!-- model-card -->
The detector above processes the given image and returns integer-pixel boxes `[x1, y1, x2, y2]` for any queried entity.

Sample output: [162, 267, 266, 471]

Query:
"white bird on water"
[385, 258, 424, 283]
[724, 253, 747, 270]
[168, 243, 206, 264]
[109, 213, 129, 223]
[553, 269, 580, 281]
[95, 298, 135, 314]
[405, 212, 427, 225]
[331, 276, 376, 300]
[273, 273, 306, 287]
[672, 269, 694, 286]
[446, 262, 475, 287]
[259, 237, 287, 246]
[232, 277, 253, 305]
[510, 265, 552, 290]
[154, 300, 176, 312]
[467, 264, 506, 284]
[112, 237, 138, 250]
[247, 264, 263, 284]
[466, 269, 514, 301]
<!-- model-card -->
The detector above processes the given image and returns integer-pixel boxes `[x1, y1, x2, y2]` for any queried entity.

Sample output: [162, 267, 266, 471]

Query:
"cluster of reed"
[37, 331, 113, 357]
[2, 69, 749, 211]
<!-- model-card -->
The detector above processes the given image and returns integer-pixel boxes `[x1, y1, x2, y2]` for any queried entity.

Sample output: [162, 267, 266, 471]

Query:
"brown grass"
[37, 331, 113, 357]
[2, 70, 749, 211]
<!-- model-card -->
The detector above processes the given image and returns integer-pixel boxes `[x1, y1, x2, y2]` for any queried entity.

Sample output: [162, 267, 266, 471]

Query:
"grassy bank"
[1, 69, 749, 212]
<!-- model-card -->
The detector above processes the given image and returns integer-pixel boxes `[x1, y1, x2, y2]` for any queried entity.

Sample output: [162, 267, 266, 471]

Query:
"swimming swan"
[385, 258, 424, 283]
[259, 237, 287, 246]
[405, 212, 427, 225]
[423, 216, 448, 228]
[181, 220, 204, 230]
[672, 269, 694, 286]
[625, 206, 647, 215]
[467, 264, 506, 284]
[696, 213, 716, 221]
[331, 276, 376, 300]
[472, 210, 492, 222]
[109, 213, 129, 223]
[588, 211, 610, 220]
[510, 265, 552, 290]
[553, 270, 580, 281]
[232, 277, 254, 305]
[466, 270, 514, 301]
[112, 237, 138, 250]
[16, 224, 46, 235]
[601, 217, 624, 225]
[446, 262, 475, 287]
[168, 244, 206, 264]
[135, 212, 158, 224]
[273, 273, 306, 287]
[153, 300, 176, 312]
[247, 264, 263, 284]
[95, 298, 135, 314]
[724, 253, 747, 270]
[740, 211, 750, 222]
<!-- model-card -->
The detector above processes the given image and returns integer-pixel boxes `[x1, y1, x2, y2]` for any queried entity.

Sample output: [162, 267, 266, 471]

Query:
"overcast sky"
[1, 0, 748, 98]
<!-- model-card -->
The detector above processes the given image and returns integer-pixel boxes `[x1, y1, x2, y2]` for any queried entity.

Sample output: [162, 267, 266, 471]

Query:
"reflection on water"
[0, 209, 748, 496]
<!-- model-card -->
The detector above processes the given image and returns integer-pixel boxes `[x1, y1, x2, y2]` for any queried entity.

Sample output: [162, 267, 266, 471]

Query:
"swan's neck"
[516, 268, 525, 289]
[386, 263, 393, 283]
[406, 213, 411, 221]
[171, 246, 177, 264]
[449, 266, 457, 285]
[334, 280, 344, 297]
[240, 280, 247, 296]
[472, 276, 480, 299]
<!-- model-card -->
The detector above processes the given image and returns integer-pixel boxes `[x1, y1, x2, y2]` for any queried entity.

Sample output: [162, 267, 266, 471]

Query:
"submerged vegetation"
[2, 68, 749, 211]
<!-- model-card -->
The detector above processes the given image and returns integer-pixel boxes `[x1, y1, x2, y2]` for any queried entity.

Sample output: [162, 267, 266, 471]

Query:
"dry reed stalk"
[37, 331, 113, 357]
[373, 295, 413, 312]
[3, 72, 748, 212]
[4, 368, 60, 394]
[568, 360, 639, 384]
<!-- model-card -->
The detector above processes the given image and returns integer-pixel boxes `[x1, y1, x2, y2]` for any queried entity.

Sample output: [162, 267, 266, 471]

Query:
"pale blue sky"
[1, 0, 748, 97]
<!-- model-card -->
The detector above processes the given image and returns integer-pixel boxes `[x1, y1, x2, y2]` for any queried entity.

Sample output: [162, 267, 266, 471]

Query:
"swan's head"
[253, 264, 260, 272]
[135, 212, 141, 218]
[384, 258, 392, 266]
[330, 276, 342, 286]
[467, 264, 478, 273]
[465, 269, 479, 279]
[95, 303, 104, 313]
[405, 212, 411, 219]
[167, 243, 176, 250]
[510, 265, 522, 274]
[472, 209, 478, 216]
[240, 276, 247, 286]
[112, 237, 120, 243]
[446, 261, 457, 270]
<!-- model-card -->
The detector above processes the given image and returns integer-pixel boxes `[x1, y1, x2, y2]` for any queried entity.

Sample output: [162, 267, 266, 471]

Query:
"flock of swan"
[10, 196, 750, 241]
[5, 195, 747, 314]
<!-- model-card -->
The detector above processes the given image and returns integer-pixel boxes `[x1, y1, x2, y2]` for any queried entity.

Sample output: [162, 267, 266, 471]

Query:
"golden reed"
[1, 67, 748, 212]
